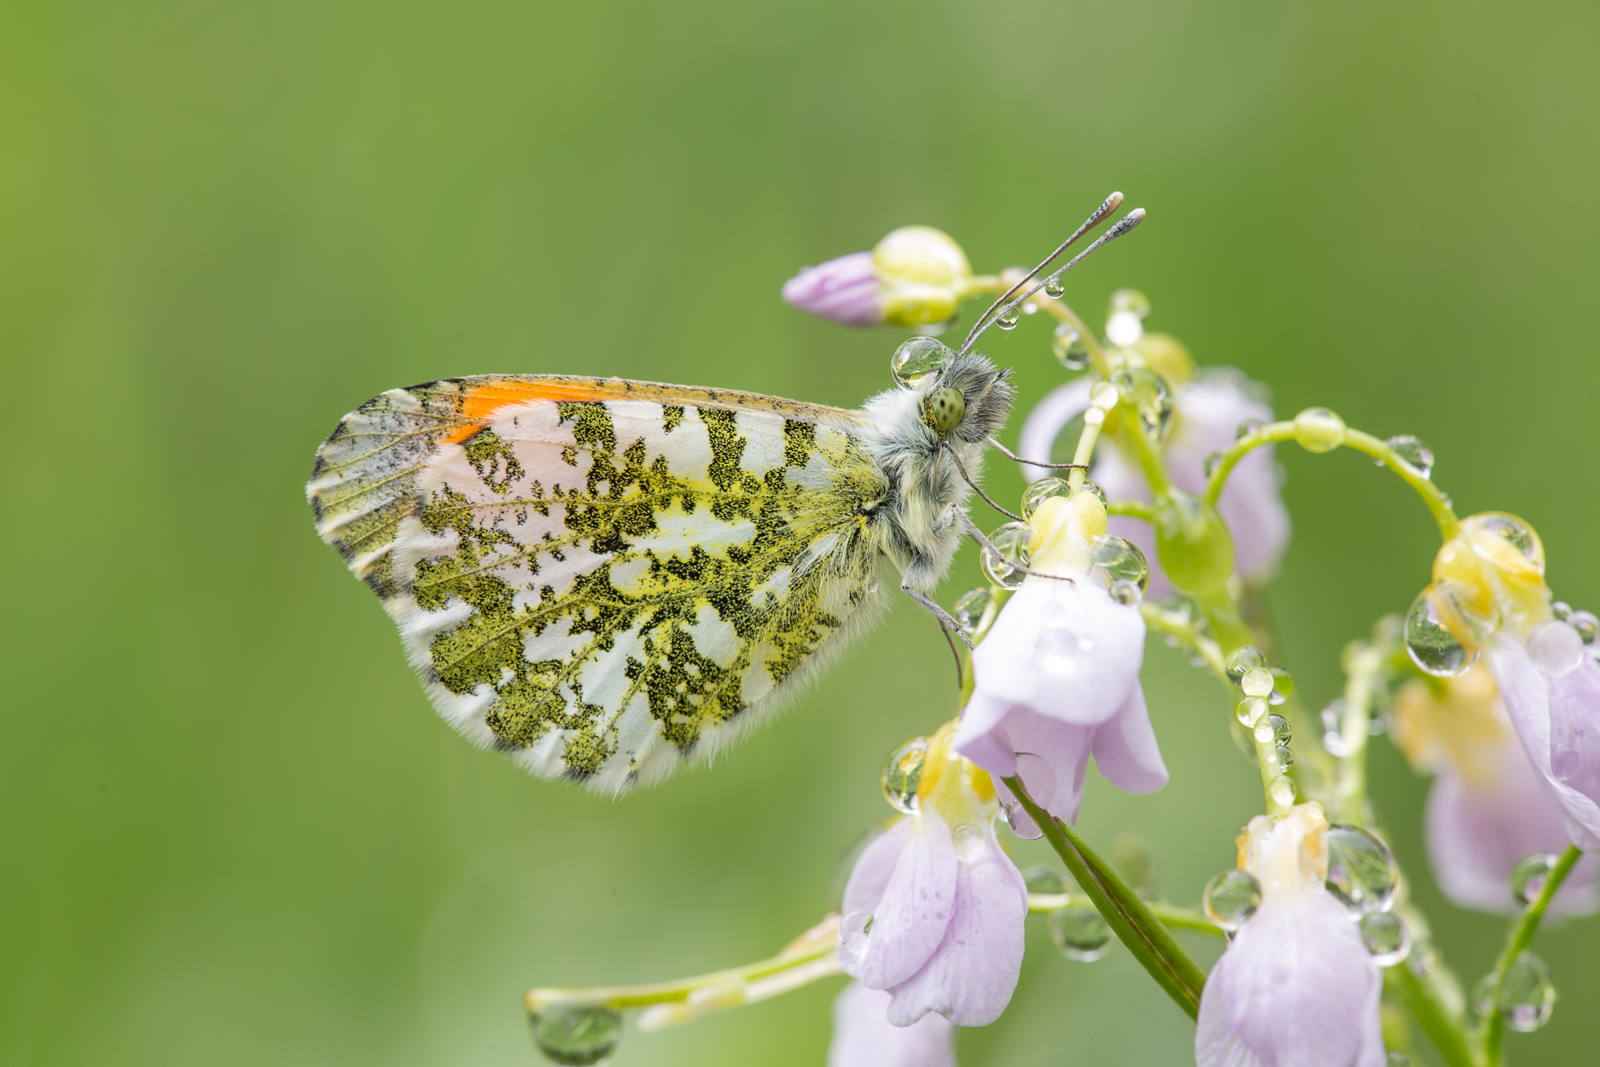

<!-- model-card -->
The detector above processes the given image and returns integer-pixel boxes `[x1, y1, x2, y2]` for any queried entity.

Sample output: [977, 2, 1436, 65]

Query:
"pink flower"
[1196, 803, 1387, 1067]
[953, 490, 1168, 836]
[782, 226, 975, 327]
[1483, 623, 1600, 850]
[827, 982, 957, 1067]
[1018, 370, 1289, 598]
[836, 727, 1028, 1026]
[782, 252, 885, 327]
[1392, 667, 1599, 916]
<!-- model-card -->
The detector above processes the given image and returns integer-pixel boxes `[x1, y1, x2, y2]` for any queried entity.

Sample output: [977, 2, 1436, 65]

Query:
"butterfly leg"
[900, 582, 976, 650]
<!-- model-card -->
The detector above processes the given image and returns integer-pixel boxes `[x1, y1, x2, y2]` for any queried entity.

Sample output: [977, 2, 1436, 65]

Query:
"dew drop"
[1325, 824, 1398, 916]
[1268, 775, 1297, 806]
[1236, 696, 1267, 728]
[881, 737, 929, 814]
[1023, 866, 1069, 895]
[529, 1005, 623, 1066]
[890, 336, 953, 387]
[1527, 620, 1584, 676]
[952, 587, 995, 636]
[1021, 477, 1072, 519]
[1105, 310, 1144, 346]
[1044, 275, 1066, 299]
[1273, 743, 1295, 769]
[1359, 912, 1411, 967]
[1109, 287, 1151, 317]
[982, 521, 1032, 590]
[1202, 869, 1262, 931]
[1048, 904, 1113, 961]
[1051, 323, 1091, 369]
[1383, 434, 1435, 479]
[1404, 588, 1476, 677]
[952, 823, 986, 862]
[1225, 646, 1267, 684]
[1241, 667, 1275, 698]
[1269, 667, 1294, 704]
[1498, 952, 1557, 1032]
[1093, 535, 1150, 594]
[1387, 1054, 1414, 1067]
[1235, 417, 1266, 441]
[1112, 368, 1174, 440]
[1510, 852, 1561, 908]
[1109, 578, 1142, 606]
[1293, 407, 1346, 453]
[1570, 610, 1598, 645]
[1320, 700, 1353, 757]
[1471, 513, 1544, 573]
[1203, 450, 1225, 478]
[996, 304, 1021, 331]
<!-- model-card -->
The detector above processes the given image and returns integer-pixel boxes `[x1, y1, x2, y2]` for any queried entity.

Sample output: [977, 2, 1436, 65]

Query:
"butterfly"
[307, 360, 1012, 792]
[306, 196, 1140, 793]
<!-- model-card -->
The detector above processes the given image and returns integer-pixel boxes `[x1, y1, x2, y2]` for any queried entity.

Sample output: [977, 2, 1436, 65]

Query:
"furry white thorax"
[855, 354, 1014, 593]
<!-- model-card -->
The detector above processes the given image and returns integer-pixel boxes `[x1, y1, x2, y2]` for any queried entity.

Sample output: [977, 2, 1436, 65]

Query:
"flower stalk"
[1482, 844, 1582, 1065]
[1004, 774, 1208, 1018]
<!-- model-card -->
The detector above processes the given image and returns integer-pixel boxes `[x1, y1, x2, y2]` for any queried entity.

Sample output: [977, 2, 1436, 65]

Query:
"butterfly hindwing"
[309, 376, 890, 791]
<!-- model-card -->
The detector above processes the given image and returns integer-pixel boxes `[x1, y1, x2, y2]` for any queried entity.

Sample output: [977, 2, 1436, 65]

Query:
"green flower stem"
[524, 919, 837, 1012]
[1483, 844, 1583, 1066]
[1386, 964, 1478, 1067]
[1028, 892, 1225, 938]
[1113, 401, 1174, 496]
[1203, 422, 1460, 542]
[1106, 499, 1156, 522]
[1329, 641, 1385, 823]
[1140, 601, 1227, 680]
[1005, 774, 1208, 1019]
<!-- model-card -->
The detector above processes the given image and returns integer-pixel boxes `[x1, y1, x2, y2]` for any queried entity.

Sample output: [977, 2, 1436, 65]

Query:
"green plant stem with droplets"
[1204, 422, 1460, 542]
[1005, 773, 1208, 1019]
[1481, 844, 1583, 1066]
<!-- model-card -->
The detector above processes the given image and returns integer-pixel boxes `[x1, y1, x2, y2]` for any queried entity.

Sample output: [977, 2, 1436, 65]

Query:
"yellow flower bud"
[1026, 491, 1108, 578]
[873, 226, 974, 327]
[1427, 512, 1551, 646]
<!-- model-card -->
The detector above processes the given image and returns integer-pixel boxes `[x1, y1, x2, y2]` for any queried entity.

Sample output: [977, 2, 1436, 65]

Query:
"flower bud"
[781, 251, 884, 327]
[1153, 489, 1235, 594]
[874, 226, 974, 327]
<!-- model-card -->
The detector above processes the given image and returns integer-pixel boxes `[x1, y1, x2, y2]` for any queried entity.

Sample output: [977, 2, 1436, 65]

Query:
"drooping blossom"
[1391, 666, 1599, 916]
[954, 486, 1168, 837]
[1196, 802, 1387, 1067]
[1018, 366, 1290, 598]
[836, 723, 1028, 1026]
[783, 225, 975, 328]
[827, 981, 958, 1067]
[1413, 512, 1600, 851]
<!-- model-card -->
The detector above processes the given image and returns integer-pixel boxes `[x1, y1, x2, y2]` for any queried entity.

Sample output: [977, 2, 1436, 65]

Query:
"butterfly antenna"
[957, 192, 1123, 358]
[956, 201, 1146, 360]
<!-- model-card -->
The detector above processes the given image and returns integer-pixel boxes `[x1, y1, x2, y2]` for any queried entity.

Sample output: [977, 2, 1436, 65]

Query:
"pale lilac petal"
[950, 693, 1018, 778]
[970, 579, 1145, 726]
[967, 708, 1093, 834]
[1089, 686, 1169, 794]
[827, 982, 957, 1067]
[1484, 636, 1600, 849]
[1426, 743, 1600, 916]
[1548, 659, 1600, 804]
[1017, 378, 1093, 478]
[1196, 894, 1385, 1067]
[886, 825, 1028, 1027]
[840, 818, 913, 919]
[782, 252, 884, 326]
[843, 813, 959, 990]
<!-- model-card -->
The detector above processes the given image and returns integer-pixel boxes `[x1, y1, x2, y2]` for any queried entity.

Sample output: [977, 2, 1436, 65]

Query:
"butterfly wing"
[308, 375, 889, 791]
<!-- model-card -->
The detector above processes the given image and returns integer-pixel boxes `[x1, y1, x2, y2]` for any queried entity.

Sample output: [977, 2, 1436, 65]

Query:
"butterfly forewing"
[309, 376, 890, 791]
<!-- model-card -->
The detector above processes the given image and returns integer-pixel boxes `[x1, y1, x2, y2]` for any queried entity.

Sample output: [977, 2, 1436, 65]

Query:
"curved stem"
[525, 915, 838, 1013]
[1204, 422, 1459, 542]
[1107, 499, 1156, 522]
[1483, 845, 1583, 1065]
[1386, 964, 1477, 1067]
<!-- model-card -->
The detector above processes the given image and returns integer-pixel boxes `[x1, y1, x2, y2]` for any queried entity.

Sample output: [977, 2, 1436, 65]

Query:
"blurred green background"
[5, 0, 1599, 1064]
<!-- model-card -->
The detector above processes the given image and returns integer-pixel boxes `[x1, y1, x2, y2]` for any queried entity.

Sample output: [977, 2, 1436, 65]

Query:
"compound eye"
[923, 386, 967, 435]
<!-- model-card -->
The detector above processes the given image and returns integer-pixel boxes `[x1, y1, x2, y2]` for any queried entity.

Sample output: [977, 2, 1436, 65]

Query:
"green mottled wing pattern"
[309, 377, 890, 792]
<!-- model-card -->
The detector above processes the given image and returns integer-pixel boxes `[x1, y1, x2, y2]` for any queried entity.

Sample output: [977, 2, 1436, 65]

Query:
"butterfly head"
[919, 352, 1014, 446]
